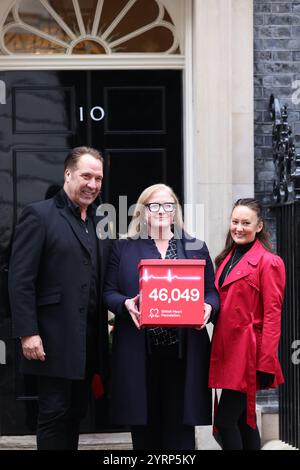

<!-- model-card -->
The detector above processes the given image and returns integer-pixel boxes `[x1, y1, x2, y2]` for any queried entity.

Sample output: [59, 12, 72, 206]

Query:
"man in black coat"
[8, 146, 110, 450]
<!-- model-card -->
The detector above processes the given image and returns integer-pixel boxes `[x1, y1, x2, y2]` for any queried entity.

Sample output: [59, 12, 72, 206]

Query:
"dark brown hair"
[64, 146, 103, 172]
[215, 198, 273, 268]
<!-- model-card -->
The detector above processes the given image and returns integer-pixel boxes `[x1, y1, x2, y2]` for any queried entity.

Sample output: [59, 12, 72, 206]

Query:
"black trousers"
[36, 375, 92, 450]
[215, 389, 261, 450]
[131, 345, 195, 451]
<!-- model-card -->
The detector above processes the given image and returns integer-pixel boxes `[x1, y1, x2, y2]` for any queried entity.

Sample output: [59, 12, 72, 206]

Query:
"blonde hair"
[126, 183, 184, 239]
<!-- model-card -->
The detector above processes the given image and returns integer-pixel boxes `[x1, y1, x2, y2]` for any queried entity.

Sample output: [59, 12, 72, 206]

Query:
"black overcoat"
[9, 190, 110, 380]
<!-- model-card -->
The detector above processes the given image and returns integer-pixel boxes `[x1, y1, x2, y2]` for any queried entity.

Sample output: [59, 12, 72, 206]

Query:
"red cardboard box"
[138, 259, 206, 327]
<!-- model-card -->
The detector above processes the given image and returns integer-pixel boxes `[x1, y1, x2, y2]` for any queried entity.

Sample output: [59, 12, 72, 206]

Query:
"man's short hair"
[64, 146, 103, 172]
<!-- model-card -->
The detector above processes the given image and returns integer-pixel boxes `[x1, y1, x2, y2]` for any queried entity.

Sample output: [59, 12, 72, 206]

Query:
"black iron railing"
[269, 95, 300, 449]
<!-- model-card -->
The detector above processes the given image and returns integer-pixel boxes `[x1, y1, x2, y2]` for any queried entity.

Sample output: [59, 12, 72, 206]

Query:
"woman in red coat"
[209, 198, 286, 450]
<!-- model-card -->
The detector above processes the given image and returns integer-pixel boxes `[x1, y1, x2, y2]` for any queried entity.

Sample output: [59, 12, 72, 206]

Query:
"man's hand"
[124, 295, 141, 329]
[21, 335, 46, 361]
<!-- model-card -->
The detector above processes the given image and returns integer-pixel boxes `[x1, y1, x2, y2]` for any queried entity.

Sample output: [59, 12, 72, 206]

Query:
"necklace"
[224, 250, 240, 279]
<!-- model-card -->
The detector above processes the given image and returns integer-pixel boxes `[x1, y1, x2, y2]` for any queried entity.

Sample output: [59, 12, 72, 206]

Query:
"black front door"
[0, 70, 183, 434]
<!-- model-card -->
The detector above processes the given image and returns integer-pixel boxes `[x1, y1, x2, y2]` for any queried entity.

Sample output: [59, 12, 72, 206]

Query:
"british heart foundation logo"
[138, 259, 206, 327]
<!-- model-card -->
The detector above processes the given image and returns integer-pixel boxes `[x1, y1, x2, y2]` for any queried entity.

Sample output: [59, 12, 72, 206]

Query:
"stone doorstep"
[0, 429, 214, 451]
[0, 427, 298, 451]
[0, 429, 218, 451]
[0, 432, 133, 451]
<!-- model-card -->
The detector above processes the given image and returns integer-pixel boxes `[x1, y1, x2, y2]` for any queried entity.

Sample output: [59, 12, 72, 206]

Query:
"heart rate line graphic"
[140, 268, 201, 283]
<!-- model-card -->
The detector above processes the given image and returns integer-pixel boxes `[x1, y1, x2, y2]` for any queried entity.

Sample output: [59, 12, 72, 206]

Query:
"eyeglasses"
[146, 202, 176, 213]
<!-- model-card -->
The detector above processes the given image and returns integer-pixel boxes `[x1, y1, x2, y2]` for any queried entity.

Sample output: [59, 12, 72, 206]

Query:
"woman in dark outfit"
[103, 184, 219, 450]
[209, 198, 286, 450]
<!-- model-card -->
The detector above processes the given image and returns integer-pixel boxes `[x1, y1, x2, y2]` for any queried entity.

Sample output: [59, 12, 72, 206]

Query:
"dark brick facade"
[254, 0, 300, 244]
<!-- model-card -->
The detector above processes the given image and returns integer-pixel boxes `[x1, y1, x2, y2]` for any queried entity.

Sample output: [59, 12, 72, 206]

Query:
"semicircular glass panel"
[1, 0, 180, 55]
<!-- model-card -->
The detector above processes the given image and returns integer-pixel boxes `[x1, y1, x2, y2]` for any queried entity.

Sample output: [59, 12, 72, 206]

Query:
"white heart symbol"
[149, 308, 160, 317]
[150, 308, 159, 315]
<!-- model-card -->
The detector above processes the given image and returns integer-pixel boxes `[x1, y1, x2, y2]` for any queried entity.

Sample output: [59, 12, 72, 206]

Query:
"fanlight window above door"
[0, 0, 180, 55]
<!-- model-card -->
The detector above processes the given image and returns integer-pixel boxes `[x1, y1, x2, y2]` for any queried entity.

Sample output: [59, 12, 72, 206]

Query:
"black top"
[61, 190, 100, 371]
[61, 189, 99, 312]
[219, 240, 256, 287]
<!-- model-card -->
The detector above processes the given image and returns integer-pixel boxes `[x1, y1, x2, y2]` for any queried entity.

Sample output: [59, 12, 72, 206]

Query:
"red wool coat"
[209, 240, 286, 428]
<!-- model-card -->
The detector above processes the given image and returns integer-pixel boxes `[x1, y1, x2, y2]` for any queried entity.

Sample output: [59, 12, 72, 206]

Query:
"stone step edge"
[0, 432, 133, 450]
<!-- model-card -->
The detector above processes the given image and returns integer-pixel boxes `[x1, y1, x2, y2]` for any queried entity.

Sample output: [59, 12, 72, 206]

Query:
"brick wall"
[254, 0, 300, 243]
